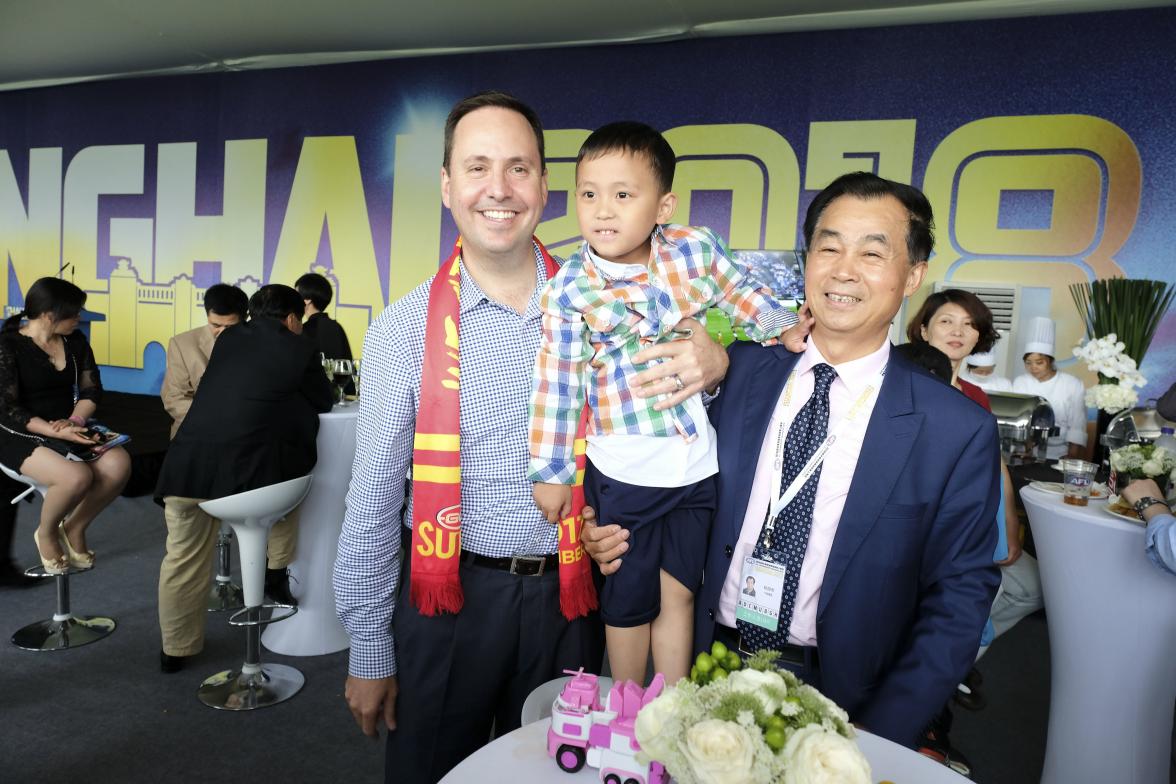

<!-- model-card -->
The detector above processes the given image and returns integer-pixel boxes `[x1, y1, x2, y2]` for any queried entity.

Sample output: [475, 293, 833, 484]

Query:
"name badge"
[734, 555, 786, 632]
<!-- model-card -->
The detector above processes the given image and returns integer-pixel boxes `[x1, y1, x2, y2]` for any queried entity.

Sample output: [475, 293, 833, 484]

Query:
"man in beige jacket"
[158, 284, 300, 671]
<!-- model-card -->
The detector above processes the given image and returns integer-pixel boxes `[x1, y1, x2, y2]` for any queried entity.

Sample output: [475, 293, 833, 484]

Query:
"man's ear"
[284, 313, 303, 334]
[441, 166, 452, 209]
[905, 261, 928, 297]
[657, 191, 677, 224]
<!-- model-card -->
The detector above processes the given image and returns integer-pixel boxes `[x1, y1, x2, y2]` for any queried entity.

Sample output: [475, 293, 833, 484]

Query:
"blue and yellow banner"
[0, 7, 1173, 397]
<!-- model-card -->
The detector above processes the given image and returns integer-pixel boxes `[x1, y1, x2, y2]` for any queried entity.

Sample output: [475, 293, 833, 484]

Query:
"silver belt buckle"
[509, 555, 546, 576]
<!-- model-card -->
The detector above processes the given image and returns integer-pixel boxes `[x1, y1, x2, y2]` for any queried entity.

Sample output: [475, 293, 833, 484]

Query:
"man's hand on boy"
[533, 482, 572, 524]
[581, 504, 628, 576]
[631, 317, 729, 408]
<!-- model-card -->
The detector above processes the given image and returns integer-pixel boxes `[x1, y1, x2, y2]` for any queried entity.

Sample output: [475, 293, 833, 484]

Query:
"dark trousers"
[384, 555, 604, 784]
[710, 623, 823, 693]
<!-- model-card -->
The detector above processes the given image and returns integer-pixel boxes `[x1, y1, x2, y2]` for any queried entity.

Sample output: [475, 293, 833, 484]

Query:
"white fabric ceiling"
[0, 0, 1169, 92]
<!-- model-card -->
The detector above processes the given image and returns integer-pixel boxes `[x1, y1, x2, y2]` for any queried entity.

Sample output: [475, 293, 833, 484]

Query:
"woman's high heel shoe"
[59, 522, 95, 569]
[33, 529, 69, 575]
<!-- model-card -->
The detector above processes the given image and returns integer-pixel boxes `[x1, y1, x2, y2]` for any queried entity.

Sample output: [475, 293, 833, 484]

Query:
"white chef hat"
[967, 351, 996, 367]
[1023, 316, 1056, 357]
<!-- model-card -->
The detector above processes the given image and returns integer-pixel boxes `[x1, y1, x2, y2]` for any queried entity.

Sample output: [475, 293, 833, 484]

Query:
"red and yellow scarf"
[410, 237, 597, 621]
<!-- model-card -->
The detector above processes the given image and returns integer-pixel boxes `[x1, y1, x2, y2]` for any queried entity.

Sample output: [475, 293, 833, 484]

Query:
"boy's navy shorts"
[585, 460, 716, 628]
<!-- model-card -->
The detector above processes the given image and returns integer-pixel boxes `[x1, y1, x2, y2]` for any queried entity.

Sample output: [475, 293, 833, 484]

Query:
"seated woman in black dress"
[0, 277, 130, 573]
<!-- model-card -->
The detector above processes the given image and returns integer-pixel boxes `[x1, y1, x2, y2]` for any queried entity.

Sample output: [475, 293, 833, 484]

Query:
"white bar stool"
[207, 520, 244, 612]
[1, 462, 116, 651]
[195, 474, 312, 711]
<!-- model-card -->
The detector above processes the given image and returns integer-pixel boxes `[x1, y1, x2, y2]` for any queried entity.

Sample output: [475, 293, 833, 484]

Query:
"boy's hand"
[780, 303, 814, 353]
[533, 483, 572, 524]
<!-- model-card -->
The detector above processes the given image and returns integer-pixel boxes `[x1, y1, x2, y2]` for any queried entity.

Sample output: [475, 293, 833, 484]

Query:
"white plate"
[1102, 504, 1145, 525]
[1030, 480, 1109, 500]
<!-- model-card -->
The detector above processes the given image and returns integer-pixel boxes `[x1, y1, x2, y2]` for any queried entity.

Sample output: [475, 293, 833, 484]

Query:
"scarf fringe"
[559, 576, 599, 621]
[410, 577, 465, 617]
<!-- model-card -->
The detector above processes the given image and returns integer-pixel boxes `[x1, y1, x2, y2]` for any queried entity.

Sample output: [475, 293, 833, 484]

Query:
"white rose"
[726, 668, 787, 715]
[1142, 459, 1163, 477]
[781, 727, 872, 784]
[680, 719, 756, 784]
[636, 690, 683, 761]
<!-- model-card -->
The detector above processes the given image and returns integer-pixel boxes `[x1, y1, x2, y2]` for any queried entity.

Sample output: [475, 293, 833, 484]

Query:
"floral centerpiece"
[634, 645, 871, 784]
[1070, 278, 1174, 414]
[1072, 333, 1146, 413]
[1109, 443, 1176, 495]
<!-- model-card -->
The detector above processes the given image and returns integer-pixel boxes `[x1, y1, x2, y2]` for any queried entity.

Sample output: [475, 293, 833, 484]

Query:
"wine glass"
[351, 358, 362, 399]
[332, 359, 353, 405]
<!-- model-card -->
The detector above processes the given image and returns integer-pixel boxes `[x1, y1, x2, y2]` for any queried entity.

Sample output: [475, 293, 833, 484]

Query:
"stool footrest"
[23, 564, 93, 578]
[227, 603, 298, 627]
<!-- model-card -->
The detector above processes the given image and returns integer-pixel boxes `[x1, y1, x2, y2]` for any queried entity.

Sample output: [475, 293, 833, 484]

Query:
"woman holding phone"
[0, 277, 130, 574]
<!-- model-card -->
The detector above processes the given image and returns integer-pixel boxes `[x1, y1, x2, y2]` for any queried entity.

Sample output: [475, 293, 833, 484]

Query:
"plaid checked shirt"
[528, 224, 798, 485]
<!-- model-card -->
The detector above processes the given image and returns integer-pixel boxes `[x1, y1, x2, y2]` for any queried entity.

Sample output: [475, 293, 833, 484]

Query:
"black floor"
[0, 494, 1170, 783]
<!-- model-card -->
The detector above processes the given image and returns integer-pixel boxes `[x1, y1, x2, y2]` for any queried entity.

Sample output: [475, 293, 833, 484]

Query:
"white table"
[262, 404, 358, 656]
[1023, 486, 1176, 784]
[440, 718, 966, 783]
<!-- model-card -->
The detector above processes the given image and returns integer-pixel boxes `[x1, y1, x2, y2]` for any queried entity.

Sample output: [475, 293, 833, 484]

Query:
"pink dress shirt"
[717, 338, 890, 645]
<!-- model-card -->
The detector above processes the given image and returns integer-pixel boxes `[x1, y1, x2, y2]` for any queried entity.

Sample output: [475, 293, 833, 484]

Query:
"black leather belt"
[459, 550, 558, 576]
[400, 527, 557, 577]
[714, 624, 820, 669]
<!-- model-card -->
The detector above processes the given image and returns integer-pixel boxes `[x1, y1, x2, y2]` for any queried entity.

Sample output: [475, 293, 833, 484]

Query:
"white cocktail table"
[1023, 485, 1176, 784]
[440, 717, 966, 783]
[261, 404, 358, 656]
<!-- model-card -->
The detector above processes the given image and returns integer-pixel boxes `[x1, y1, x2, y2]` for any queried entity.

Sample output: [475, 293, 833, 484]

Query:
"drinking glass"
[1060, 458, 1097, 506]
[332, 359, 353, 405]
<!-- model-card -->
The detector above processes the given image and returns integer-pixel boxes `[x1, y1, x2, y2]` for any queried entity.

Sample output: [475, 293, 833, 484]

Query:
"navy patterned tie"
[737, 363, 837, 653]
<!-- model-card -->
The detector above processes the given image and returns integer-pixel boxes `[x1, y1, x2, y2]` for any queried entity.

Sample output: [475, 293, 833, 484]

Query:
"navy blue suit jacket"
[695, 340, 1001, 747]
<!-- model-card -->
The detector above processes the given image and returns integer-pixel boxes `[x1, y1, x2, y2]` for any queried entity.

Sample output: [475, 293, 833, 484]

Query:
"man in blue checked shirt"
[333, 91, 729, 784]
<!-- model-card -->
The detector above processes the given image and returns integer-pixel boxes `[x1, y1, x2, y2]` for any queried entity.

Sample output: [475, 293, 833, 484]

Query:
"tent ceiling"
[0, 0, 1169, 91]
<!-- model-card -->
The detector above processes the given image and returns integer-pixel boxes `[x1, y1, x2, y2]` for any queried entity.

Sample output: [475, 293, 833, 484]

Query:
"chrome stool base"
[197, 663, 304, 710]
[207, 581, 244, 612]
[11, 565, 116, 651]
[12, 614, 116, 651]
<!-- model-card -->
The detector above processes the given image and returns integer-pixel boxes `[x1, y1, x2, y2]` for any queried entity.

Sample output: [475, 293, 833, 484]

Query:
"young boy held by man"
[528, 121, 808, 684]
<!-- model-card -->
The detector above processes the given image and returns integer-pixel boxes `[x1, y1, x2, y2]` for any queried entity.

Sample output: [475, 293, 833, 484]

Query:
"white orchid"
[1074, 334, 1148, 413]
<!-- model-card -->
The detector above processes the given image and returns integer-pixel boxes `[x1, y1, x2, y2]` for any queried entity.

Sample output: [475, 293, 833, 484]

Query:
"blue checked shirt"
[334, 245, 560, 679]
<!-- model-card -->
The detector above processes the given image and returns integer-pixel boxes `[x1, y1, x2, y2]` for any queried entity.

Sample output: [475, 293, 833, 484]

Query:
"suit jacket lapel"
[723, 347, 800, 539]
[817, 354, 923, 618]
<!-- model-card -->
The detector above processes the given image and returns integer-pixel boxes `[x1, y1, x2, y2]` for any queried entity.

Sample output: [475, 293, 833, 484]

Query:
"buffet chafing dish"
[986, 391, 1059, 464]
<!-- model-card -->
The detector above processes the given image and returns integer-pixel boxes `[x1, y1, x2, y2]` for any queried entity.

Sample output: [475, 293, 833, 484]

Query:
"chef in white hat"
[961, 350, 1012, 392]
[1012, 316, 1088, 459]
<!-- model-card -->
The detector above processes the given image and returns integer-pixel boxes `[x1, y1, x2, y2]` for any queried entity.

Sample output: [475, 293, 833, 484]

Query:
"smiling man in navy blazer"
[586, 171, 1001, 748]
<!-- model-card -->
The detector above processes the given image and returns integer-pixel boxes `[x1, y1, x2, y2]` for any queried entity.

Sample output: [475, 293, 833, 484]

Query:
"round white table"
[261, 404, 358, 656]
[439, 718, 966, 783]
[1022, 486, 1176, 784]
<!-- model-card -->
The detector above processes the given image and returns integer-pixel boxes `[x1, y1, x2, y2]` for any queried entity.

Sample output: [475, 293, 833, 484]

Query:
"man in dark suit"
[156, 284, 333, 672]
[585, 172, 1000, 749]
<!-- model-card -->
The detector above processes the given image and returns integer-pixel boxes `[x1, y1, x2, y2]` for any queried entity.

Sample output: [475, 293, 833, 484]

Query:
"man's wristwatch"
[1132, 496, 1169, 521]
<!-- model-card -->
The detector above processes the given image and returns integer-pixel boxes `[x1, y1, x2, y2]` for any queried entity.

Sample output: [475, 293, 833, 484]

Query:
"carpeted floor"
[0, 494, 1170, 783]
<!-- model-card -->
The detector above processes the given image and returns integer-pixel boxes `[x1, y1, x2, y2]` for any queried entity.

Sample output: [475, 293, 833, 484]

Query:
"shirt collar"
[457, 241, 548, 316]
[796, 337, 890, 394]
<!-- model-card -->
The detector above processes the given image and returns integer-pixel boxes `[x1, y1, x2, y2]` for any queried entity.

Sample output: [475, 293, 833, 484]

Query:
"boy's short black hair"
[294, 272, 333, 312]
[203, 283, 248, 319]
[894, 341, 953, 384]
[249, 284, 305, 323]
[577, 121, 676, 194]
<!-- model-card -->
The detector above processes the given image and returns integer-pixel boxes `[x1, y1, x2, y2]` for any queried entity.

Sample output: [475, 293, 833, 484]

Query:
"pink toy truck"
[547, 669, 669, 784]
